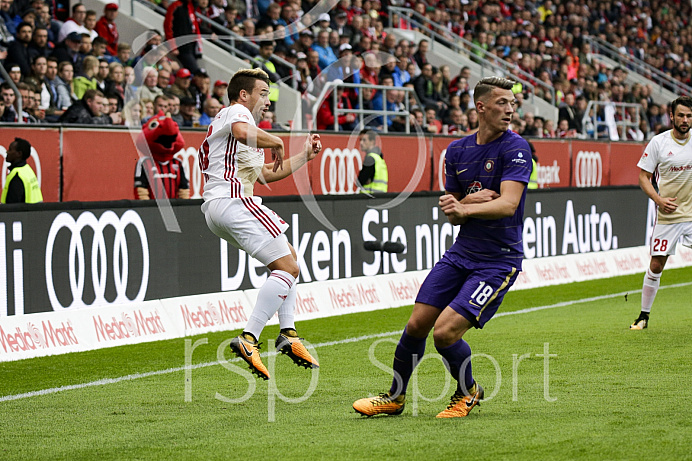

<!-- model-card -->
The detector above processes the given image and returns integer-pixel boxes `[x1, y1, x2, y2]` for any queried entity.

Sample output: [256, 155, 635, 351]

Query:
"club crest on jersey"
[467, 181, 483, 194]
[484, 159, 495, 172]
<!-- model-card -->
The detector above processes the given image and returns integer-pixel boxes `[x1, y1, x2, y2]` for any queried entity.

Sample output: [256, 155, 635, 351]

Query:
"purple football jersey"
[443, 130, 531, 269]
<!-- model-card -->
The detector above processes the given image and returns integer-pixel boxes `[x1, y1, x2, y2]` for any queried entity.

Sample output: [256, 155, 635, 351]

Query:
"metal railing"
[133, 0, 297, 89]
[387, 6, 555, 106]
[582, 101, 642, 140]
[311, 82, 420, 133]
[584, 36, 692, 98]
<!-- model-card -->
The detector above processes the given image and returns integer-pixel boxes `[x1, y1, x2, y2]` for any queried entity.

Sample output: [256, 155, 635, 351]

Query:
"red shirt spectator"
[316, 89, 355, 131]
[94, 3, 120, 56]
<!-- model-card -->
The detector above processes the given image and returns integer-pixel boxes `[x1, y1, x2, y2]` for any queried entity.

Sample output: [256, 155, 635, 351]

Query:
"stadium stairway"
[81, 0, 302, 128]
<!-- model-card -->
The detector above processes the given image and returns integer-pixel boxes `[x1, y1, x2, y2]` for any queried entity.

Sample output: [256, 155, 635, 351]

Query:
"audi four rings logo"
[45, 210, 150, 310]
[320, 148, 362, 195]
[575, 151, 602, 187]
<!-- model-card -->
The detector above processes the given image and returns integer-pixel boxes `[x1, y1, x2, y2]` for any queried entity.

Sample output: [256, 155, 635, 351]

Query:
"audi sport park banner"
[0, 127, 61, 202]
[0, 188, 653, 318]
[0, 126, 647, 202]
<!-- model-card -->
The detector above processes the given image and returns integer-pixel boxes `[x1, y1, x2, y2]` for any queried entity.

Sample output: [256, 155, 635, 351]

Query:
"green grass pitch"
[2, 267, 692, 460]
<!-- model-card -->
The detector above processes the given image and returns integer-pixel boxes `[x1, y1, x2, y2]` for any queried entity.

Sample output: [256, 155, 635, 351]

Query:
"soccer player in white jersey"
[199, 68, 322, 379]
[631, 96, 692, 329]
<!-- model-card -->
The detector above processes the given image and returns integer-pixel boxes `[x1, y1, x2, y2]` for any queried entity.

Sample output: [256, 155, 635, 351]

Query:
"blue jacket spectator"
[311, 30, 337, 70]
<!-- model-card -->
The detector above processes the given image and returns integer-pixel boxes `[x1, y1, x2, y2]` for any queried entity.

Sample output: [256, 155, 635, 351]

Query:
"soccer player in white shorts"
[199, 68, 322, 379]
[632, 96, 692, 329]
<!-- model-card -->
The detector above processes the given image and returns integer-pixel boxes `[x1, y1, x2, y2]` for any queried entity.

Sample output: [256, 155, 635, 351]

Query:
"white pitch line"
[2, 281, 691, 403]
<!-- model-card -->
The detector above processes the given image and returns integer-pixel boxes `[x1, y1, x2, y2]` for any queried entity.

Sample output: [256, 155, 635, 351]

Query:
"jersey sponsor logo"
[320, 148, 362, 194]
[574, 150, 602, 187]
[45, 210, 150, 310]
[466, 181, 482, 195]
[668, 164, 692, 172]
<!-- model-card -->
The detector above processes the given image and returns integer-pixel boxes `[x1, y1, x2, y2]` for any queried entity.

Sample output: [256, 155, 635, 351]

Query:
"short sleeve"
[637, 137, 658, 173]
[134, 157, 151, 189]
[444, 145, 462, 193]
[501, 137, 532, 184]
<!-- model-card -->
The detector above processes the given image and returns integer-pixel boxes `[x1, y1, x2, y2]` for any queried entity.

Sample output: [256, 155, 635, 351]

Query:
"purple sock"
[436, 338, 474, 393]
[389, 328, 427, 396]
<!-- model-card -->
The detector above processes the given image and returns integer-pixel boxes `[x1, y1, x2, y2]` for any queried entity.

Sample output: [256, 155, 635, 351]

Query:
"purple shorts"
[415, 255, 519, 328]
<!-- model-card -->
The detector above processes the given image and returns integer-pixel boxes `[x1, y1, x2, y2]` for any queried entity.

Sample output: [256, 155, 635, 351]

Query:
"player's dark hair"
[12, 137, 31, 160]
[670, 96, 692, 115]
[473, 76, 516, 103]
[359, 129, 376, 142]
[227, 68, 269, 102]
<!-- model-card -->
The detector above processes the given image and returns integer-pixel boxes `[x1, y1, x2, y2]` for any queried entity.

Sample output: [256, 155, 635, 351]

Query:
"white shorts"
[649, 222, 692, 256]
[202, 197, 291, 265]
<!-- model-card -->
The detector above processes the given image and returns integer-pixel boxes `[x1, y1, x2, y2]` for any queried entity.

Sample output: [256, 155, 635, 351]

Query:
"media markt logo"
[0, 320, 78, 354]
[93, 310, 166, 342]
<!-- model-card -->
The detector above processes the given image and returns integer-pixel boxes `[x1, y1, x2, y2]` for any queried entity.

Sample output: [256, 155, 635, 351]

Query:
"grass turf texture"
[2, 267, 692, 460]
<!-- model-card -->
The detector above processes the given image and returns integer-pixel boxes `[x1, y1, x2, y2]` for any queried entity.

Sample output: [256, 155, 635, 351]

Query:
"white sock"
[641, 268, 661, 314]
[245, 270, 295, 339]
[278, 281, 297, 331]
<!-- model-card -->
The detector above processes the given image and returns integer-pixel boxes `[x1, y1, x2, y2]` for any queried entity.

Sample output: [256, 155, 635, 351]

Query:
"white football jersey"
[198, 104, 265, 200]
[638, 129, 692, 224]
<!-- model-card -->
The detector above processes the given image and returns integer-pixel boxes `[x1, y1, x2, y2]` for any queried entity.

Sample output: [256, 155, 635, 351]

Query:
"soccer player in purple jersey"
[353, 77, 532, 418]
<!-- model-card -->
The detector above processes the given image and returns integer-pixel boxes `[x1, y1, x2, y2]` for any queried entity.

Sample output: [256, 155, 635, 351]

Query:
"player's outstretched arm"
[260, 133, 322, 184]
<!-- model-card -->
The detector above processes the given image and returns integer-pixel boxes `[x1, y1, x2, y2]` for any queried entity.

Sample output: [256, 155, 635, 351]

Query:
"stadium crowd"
[0, 0, 688, 139]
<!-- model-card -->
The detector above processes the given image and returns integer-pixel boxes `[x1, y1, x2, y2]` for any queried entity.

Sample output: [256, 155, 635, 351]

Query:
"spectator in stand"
[115, 43, 132, 66]
[447, 108, 469, 136]
[152, 94, 169, 115]
[372, 75, 399, 130]
[6, 21, 32, 76]
[556, 118, 577, 138]
[294, 29, 313, 56]
[198, 96, 222, 125]
[54, 61, 75, 111]
[59, 88, 120, 124]
[211, 79, 227, 104]
[360, 52, 380, 88]
[43, 57, 61, 119]
[105, 62, 127, 103]
[413, 63, 444, 112]
[17, 83, 39, 123]
[178, 96, 199, 127]
[137, 67, 163, 102]
[157, 68, 171, 92]
[123, 99, 142, 126]
[165, 0, 202, 73]
[306, 49, 320, 80]
[1, 137, 42, 204]
[558, 92, 579, 131]
[523, 112, 538, 137]
[312, 29, 337, 70]
[189, 67, 210, 111]
[37, 2, 60, 44]
[167, 94, 182, 125]
[72, 55, 98, 100]
[94, 59, 110, 92]
[0, 82, 18, 122]
[7, 64, 21, 84]
[166, 67, 193, 100]
[28, 24, 49, 61]
[412, 39, 429, 69]
[84, 10, 98, 40]
[316, 85, 355, 131]
[94, 3, 119, 56]
[51, 32, 82, 72]
[256, 1, 281, 31]
[58, 3, 89, 43]
[0, 0, 13, 39]
[424, 105, 442, 134]
[543, 119, 556, 138]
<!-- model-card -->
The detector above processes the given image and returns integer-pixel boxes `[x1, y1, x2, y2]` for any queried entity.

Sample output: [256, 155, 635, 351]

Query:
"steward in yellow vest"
[2, 138, 43, 204]
[253, 41, 280, 107]
[357, 130, 388, 193]
[527, 141, 538, 190]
